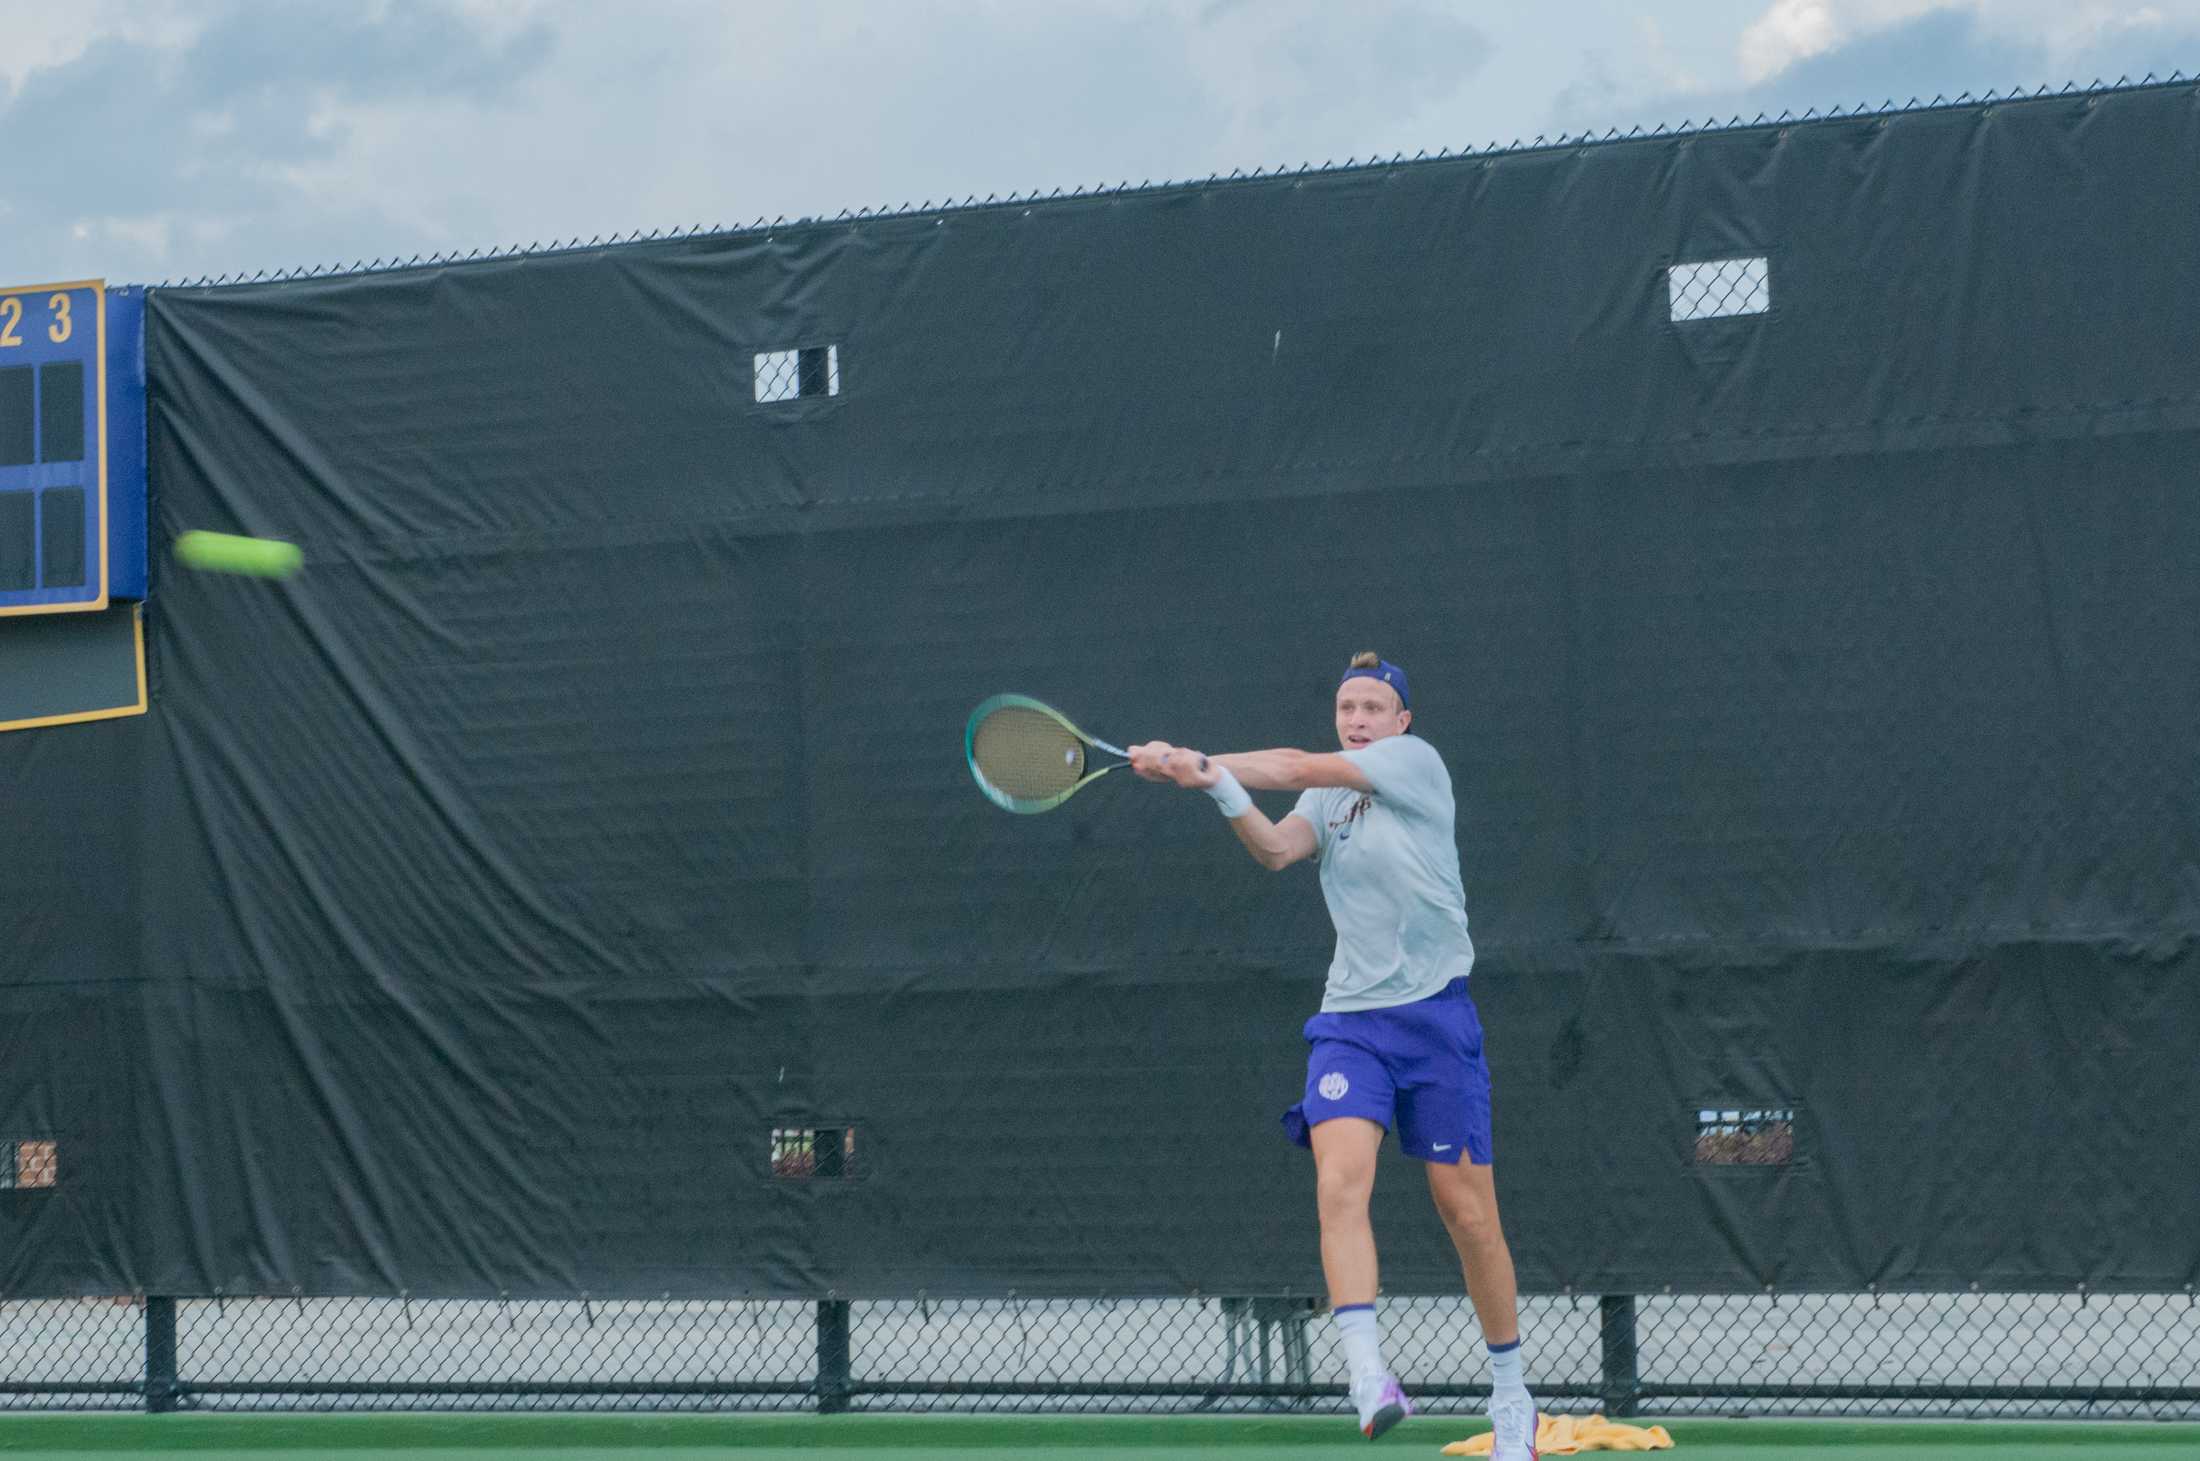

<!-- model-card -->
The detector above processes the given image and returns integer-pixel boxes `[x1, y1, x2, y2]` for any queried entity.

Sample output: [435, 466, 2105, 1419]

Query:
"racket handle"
[1199, 756, 1209, 771]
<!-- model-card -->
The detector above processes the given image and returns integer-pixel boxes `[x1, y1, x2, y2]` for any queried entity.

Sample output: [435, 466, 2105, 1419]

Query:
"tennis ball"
[173, 531, 303, 580]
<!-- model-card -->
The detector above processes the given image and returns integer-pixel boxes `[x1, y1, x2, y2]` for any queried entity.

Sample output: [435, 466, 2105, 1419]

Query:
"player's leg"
[1309, 1116, 1412, 1439]
[1424, 1157, 1520, 1341]
[1285, 1020, 1411, 1439]
[1393, 982, 1537, 1458]
[1286, 1024, 1397, 1315]
[1308, 1115, 1384, 1306]
[1392, 983, 1517, 1334]
[1424, 1161, 1537, 1459]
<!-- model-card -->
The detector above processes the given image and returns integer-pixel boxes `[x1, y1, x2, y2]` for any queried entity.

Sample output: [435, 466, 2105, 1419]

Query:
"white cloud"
[0, 0, 202, 94]
[79, 212, 178, 259]
[1634, 16, 1704, 93]
[2017, 1, 2182, 61]
[1738, 1, 1946, 83]
[1737, 0, 2200, 85]
[0, 1, 558, 279]
[1739, 0, 1840, 82]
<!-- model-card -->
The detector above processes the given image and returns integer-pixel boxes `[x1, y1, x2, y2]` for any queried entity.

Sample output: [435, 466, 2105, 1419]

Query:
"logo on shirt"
[1317, 1072, 1350, 1101]
[1329, 794, 1373, 844]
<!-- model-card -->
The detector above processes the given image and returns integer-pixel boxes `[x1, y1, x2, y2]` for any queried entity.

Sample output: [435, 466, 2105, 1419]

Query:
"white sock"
[1334, 1304, 1386, 1386]
[1488, 1338, 1525, 1391]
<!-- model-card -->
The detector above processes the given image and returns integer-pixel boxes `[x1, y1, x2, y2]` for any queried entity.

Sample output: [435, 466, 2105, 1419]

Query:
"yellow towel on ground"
[1444, 1411, 1675, 1454]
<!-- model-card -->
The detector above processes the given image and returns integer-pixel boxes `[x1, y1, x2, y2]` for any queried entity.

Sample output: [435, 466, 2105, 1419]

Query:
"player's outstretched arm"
[1212, 748, 1374, 794]
[1125, 742, 1324, 871]
[1124, 743, 1369, 794]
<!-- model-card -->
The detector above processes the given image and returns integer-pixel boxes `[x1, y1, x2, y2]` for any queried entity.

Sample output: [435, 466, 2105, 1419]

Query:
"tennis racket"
[964, 693, 1202, 815]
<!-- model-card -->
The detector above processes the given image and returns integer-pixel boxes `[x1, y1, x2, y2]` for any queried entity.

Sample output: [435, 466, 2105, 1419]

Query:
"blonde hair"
[1349, 650, 1381, 670]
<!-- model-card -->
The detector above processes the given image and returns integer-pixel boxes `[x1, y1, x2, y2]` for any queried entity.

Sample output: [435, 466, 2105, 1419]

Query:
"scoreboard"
[0, 279, 149, 730]
[0, 279, 147, 614]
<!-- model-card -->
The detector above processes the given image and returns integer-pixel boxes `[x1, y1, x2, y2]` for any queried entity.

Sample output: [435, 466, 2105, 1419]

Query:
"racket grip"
[1199, 756, 1209, 771]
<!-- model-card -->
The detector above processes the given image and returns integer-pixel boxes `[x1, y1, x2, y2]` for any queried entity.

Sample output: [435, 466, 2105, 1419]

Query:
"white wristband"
[1204, 765, 1253, 819]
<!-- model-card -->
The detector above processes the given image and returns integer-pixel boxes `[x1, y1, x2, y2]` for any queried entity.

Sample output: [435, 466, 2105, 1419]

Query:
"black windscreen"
[4, 86, 2198, 1304]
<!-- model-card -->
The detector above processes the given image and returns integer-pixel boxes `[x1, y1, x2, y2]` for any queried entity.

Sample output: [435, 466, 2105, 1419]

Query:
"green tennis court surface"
[1, 1415, 2197, 1458]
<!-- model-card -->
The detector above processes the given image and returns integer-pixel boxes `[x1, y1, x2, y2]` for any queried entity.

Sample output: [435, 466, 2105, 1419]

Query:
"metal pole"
[143, 1297, 178, 1413]
[1598, 1295, 1639, 1418]
[816, 1299, 852, 1414]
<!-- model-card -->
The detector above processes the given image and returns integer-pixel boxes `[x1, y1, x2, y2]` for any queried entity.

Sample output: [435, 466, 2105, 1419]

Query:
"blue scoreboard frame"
[0, 279, 145, 615]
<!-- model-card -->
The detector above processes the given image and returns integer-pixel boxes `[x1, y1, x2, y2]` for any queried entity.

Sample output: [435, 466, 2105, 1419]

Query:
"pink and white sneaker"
[1351, 1374, 1414, 1440]
[1487, 1385, 1539, 1460]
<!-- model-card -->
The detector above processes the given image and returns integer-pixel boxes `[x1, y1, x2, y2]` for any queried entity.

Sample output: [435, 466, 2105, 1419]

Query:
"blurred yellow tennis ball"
[173, 531, 302, 580]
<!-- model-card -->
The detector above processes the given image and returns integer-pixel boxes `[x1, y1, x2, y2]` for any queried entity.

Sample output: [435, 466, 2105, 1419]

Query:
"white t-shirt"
[1286, 734, 1476, 1012]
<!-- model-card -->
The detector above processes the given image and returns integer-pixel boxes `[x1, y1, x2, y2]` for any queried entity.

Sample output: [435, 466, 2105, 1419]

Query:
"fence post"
[143, 1297, 178, 1413]
[816, 1299, 852, 1414]
[1597, 1295, 1638, 1418]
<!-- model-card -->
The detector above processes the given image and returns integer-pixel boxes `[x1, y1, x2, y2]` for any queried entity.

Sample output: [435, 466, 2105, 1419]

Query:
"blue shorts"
[1281, 977, 1493, 1165]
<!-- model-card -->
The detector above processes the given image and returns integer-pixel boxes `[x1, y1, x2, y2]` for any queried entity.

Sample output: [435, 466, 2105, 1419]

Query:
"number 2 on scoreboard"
[0, 294, 70, 347]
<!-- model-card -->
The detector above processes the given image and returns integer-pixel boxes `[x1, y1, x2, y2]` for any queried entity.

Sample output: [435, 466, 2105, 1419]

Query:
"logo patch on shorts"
[1318, 1072, 1350, 1101]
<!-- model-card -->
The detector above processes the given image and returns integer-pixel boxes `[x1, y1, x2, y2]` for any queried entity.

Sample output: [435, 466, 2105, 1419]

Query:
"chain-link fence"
[5, 1291, 2194, 1419]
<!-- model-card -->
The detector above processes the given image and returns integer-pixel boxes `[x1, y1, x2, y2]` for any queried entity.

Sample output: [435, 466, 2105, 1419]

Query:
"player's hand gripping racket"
[964, 694, 1202, 814]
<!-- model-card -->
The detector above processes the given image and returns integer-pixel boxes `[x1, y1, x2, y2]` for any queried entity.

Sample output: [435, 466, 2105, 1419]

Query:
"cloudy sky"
[3, 0, 2195, 284]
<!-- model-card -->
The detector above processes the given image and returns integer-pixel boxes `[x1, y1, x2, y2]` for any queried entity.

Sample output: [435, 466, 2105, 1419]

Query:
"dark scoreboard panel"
[0, 280, 147, 615]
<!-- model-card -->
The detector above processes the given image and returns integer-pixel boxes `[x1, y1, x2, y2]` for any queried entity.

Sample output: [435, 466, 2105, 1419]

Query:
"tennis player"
[1128, 654, 1537, 1454]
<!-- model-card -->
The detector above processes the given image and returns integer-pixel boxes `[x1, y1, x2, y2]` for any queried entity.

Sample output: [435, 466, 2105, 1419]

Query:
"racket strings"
[970, 705, 1087, 802]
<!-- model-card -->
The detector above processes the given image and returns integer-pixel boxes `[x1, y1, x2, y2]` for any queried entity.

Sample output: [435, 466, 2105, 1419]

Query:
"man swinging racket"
[1128, 653, 1537, 1454]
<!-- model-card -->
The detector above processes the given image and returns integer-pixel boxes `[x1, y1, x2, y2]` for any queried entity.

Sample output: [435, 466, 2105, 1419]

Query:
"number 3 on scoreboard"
[0, 294, 69, 347]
